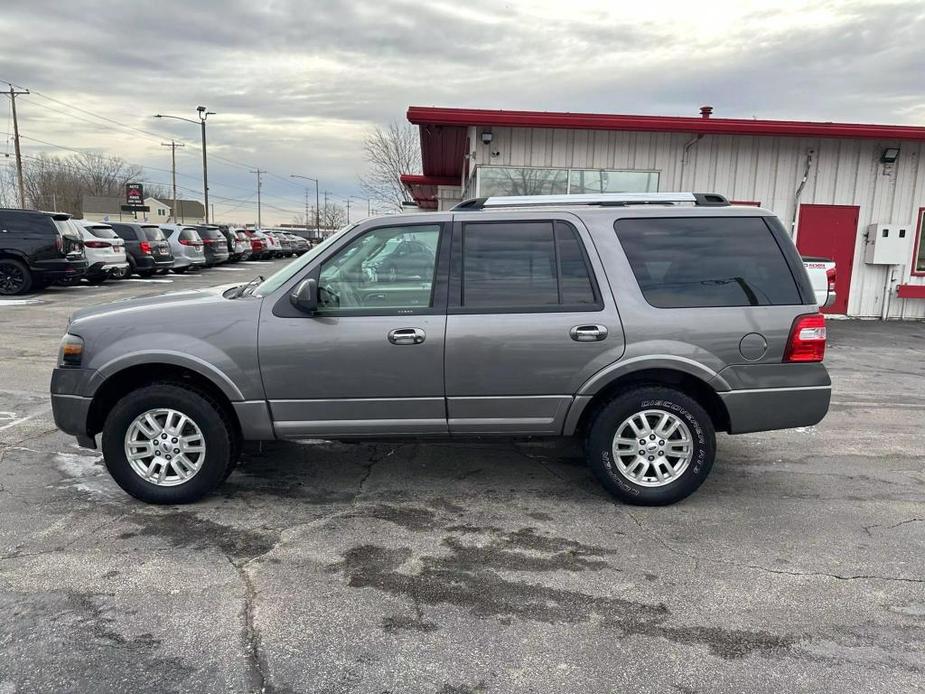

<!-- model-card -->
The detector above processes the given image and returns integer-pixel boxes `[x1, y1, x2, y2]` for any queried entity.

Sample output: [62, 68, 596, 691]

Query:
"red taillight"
[251, 239, 265, 250]
[825, 266, 836, 293]
[139, 241, 152, 254]
[55, 235, 64, 252]
[178, 239, 201, 247]
[84, 240, 110, 249]
[784, 313, 827, 363]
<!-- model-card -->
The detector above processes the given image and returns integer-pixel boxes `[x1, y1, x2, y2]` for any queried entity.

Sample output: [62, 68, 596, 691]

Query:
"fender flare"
[563, 355, 730, 435]
[87, 350, 245, 401]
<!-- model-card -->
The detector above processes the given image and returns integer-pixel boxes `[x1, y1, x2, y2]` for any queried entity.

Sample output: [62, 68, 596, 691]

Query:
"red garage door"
[796, 204, 859, 314]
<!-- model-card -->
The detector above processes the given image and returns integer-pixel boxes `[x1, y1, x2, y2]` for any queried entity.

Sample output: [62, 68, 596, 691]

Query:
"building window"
[476, 166, 658, 197]
[914, 208, 925, 274]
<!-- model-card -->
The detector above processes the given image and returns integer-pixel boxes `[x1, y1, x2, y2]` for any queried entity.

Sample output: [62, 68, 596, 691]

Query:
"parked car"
[190, 225, 230, 266]
[261, 230, 283, 258]
[109, 222, 174, 277]
[275, 231, 295, 257]
[232, 229, 252, 262]
[219, 227, 250, 262]
[0, 208, 87, 295]
[802, 256, 836, 308]
[243, 229, 271, 259]
[69, 220, 129, 283]
[161, 224, 207, 273]
[280, 232, 309, 255]
[51, 192, 830, 506]
[369, 236, 436, 282]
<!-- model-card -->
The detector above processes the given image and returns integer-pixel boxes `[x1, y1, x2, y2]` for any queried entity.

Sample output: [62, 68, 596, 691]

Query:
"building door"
[796, 204, 859, 314]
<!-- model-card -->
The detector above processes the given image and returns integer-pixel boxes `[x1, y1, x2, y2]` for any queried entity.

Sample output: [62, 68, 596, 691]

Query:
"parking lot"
[0, 270, 923, 693]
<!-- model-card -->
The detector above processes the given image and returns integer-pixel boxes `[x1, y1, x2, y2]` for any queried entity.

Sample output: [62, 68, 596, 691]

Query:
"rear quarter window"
[142, 227, 166, 242]
[86, 225, 118, 239]
[110, 224, 137, 241]
[614, 217, 802, 308]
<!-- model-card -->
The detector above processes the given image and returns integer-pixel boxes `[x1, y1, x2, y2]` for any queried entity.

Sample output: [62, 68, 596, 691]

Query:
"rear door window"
[457, 220, 600, 311]
[614, 217, 801, 308]
[0, 212, 57, 236]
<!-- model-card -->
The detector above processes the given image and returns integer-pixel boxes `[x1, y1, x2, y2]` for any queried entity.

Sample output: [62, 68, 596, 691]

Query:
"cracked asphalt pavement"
[1, 271, 924, 693]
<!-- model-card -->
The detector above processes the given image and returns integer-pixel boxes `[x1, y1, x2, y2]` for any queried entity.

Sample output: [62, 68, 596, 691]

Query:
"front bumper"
[51, 392, 94, 447]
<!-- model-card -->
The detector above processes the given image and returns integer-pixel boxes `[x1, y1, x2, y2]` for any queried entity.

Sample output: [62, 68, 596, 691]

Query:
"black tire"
[137, 269, 155, 278]
[172, 267, 188, 274]
[101, 383, 238, 504]
[156, 268, 170, 275]
[85, 275, 108, 285]
[0, 258, 33, 295]
[110, 266, 129, 280]
[585, 386, 716, 506]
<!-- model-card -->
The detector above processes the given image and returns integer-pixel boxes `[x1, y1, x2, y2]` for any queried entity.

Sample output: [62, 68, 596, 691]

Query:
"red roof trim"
[407, 106, 925, 141]
[399, 174, 459, 187]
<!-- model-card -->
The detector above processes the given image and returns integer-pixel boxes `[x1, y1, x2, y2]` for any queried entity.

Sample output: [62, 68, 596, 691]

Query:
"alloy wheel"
[611, 409, 694, 487]
[124, 408, 207, 486]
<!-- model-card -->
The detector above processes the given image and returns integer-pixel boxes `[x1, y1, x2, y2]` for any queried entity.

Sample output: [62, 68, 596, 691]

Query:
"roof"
[403, 106, 925, 200]
[81, 196, 123, 214]
[407, 105, 925, 141]
[147, 197, 205, 219]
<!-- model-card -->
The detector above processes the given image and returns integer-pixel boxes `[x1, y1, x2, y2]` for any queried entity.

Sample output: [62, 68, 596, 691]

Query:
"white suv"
[71, 220, 129, 283]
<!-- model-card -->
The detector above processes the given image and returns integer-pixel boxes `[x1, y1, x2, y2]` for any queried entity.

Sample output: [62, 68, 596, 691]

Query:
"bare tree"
[359, 121, 421, 211]
[19, 152, 146, 216]
[318, 203, 347, 230]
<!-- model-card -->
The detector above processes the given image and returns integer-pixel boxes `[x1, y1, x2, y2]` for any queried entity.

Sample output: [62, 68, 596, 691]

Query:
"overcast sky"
[1, 0, 923, 223]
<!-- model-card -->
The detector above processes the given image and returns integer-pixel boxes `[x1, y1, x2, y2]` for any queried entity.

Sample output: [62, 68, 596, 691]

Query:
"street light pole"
[154, 107, 215, 223]
[290, 174, 320, 233]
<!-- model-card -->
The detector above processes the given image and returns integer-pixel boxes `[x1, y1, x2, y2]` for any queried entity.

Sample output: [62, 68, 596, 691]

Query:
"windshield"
[254, 223, 359, 296]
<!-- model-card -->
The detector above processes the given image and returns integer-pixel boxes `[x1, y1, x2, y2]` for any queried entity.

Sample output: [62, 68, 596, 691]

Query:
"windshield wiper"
[233, 275, 264, 298]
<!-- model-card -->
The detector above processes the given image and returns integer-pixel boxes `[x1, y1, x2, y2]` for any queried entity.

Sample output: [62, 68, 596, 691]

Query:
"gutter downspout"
[679, 134, 704, 190]
[790, 149, 815, 236]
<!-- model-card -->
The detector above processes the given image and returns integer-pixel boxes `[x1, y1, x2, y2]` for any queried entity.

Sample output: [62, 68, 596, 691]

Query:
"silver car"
[51, 193, 830, 506]
[161, 224, 206, 273]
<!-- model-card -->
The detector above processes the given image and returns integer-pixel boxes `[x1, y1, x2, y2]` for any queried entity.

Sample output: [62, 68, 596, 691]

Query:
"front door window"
[318, 225, 440, 312]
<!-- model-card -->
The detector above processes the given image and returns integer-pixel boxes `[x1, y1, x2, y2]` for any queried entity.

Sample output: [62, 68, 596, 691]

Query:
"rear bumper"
[31, 258, 88, 281]
[135, 256, 174, 270]
[719, 385, 831, 434]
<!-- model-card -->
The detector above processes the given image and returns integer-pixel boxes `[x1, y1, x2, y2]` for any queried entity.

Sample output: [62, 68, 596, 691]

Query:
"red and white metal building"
[401, 106, 925, 318]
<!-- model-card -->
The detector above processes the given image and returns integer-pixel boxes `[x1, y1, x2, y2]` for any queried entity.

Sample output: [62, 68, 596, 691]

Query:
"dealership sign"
[126, 183, 144, 206]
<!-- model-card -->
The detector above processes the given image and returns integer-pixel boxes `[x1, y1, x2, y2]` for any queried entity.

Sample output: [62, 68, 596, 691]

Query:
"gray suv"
[50, 193, 830, 506]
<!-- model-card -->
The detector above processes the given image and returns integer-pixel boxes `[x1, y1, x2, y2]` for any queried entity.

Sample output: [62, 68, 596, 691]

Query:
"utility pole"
[7, 84, 29, 208]
[304, 189, 310, 230]
[250, 169, 266, 229]
[345, 199, 351, 224]
[161, 140, 185, 222]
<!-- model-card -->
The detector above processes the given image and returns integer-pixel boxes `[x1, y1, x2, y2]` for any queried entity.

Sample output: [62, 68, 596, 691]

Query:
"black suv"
[109, 222, 174, 277]
[0, 208, 87, 295]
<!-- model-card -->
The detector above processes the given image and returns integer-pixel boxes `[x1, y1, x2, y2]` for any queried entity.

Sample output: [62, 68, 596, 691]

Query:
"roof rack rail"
[452, 192, 730, 211]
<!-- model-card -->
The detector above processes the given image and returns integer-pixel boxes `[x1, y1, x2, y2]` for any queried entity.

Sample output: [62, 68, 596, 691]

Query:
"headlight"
[58, 334, 84, 367]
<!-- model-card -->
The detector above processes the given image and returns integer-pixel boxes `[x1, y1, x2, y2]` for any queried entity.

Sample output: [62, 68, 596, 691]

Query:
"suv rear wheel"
[586, 386, 715, 506]
[0, 258, 32, 295]
[101, 383, 237, 504]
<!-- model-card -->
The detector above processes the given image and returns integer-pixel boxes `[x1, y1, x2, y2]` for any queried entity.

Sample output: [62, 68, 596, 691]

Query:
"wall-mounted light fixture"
[480, 131, 493, 145]
[880, 147, 900, 164]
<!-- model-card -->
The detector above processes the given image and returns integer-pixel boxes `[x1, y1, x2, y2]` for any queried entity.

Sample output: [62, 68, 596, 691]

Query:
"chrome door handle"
[388, 328, 426, 345]
[570, 324, 608, 342]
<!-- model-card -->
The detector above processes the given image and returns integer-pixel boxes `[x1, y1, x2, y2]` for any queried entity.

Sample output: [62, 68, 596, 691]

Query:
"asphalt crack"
[623, 509, 925, 585]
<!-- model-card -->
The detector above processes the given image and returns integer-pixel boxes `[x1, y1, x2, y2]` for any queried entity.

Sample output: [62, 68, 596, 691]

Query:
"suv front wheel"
[586, 386, 716, 506]
[101, 383, 237, 504]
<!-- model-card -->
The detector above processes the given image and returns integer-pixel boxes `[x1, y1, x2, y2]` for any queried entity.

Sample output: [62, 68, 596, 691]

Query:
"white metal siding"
[465, 126, 925, 318]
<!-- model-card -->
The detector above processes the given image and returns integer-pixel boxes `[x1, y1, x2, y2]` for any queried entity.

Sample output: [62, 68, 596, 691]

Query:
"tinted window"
[197, 228, 223, 241]
[110, 224, 136, 241]
[179, 229, 200, 242]
[0, 211, 57, 236]
[461, 221, 598, 309]
[85, 225, 118, 239]
[141, 226, 165, 242]
[614, 217, 801, 308]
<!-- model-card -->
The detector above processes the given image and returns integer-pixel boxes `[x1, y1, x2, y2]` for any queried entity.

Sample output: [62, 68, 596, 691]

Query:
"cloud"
[1, 0, 923, 223]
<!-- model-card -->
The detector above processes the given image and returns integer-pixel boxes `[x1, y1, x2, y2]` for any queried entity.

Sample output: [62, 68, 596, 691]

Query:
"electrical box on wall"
[865, 223, 914, 265]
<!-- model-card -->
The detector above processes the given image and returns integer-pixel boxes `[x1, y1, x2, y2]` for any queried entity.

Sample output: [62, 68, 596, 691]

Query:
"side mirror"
[290, 278, 318, 314]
